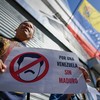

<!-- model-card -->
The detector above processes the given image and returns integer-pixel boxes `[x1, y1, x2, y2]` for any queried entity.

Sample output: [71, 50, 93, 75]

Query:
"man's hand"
[0, 59, 7, 73]
[79, 67, 91, 83]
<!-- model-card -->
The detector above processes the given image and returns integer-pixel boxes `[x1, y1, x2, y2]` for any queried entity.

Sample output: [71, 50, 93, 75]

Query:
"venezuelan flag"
[78, 0, 100, 32]
[63, 0, 100, 58]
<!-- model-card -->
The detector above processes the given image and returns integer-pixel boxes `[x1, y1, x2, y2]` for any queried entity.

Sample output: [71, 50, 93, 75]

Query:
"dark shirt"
[49, 94, 80, 100]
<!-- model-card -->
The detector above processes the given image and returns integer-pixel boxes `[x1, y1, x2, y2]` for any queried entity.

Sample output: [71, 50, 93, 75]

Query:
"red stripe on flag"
[67, 24, 99, 58]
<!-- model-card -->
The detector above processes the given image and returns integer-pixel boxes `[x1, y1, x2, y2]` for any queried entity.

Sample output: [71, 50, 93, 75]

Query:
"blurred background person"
[96, 77, 100, 92]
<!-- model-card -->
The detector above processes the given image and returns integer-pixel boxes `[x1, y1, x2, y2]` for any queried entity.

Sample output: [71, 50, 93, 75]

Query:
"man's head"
[15, 21, 35, 42]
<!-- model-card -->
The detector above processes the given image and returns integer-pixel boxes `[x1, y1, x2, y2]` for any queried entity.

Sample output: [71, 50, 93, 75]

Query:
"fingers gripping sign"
[79, 67, 91, 83]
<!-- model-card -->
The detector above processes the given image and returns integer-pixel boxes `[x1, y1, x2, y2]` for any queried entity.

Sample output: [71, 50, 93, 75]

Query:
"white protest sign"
[0, 47, 87, 93]
[87, 85, 100, 100]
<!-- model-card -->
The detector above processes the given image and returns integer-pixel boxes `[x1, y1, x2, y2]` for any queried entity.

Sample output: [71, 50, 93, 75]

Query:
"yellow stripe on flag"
[78, 0, 100, 32]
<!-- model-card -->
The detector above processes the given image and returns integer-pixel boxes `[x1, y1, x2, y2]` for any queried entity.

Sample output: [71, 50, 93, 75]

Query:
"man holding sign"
[0, 21, 35, 100]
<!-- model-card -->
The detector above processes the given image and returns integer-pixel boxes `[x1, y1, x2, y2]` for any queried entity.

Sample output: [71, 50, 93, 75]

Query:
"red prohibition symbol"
[9, 52, 49, 83]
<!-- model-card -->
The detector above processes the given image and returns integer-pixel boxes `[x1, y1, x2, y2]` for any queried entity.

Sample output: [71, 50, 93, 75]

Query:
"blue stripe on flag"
[88, 0, 100, 12]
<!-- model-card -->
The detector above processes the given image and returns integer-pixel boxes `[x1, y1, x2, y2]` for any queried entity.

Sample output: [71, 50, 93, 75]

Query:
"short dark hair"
[20, 20, 34, 26]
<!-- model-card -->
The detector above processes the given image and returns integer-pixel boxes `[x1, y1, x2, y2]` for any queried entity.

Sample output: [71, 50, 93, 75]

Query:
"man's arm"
[0, 36, 9, 73]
